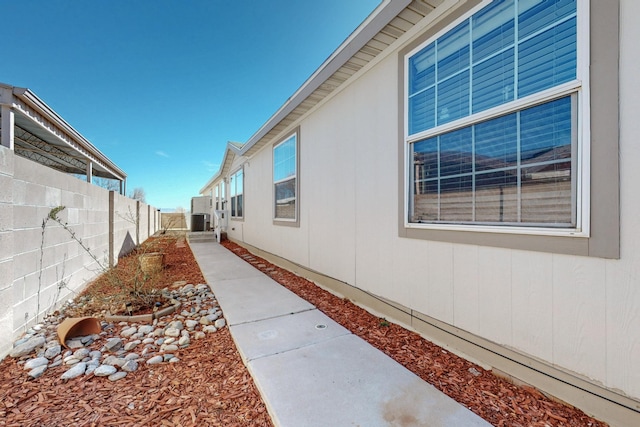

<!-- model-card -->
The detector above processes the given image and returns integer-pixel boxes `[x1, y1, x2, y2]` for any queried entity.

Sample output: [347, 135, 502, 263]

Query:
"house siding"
[211, 0, 640, 420]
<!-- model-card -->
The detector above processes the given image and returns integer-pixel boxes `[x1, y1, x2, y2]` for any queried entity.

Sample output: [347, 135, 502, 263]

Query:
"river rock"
[161, 344, 179, 353]
[108, 371, 127, 381]
[24, 357, 49, 370]
[13, 336, 31, 347]
[81, 335, 97, 345]
[73, 348, 91, 359]
[146, 355, 163, 365]
[85, 361, 100, 375]
[64, 355, 80, 365]
[103, 355, 127, 367]
[124, 340, 140, 351]
[61, 362, 87, 380]
[121, 327, 138, 338]
[138, 325, 154, 335]
[28, 365, 48, 379]
[169, 320, 183, 331]
[94, 365, 117, 376]
[10, 336, 45, 358]
[185, 319, 198, 330]
[164, 327, 180, 337]
[104, 337, 123, 352]
[66, 339, 84, 349]
[44, 344, 62, 359]
[214, 319, 226, 329]
[121, 360, 139, 372]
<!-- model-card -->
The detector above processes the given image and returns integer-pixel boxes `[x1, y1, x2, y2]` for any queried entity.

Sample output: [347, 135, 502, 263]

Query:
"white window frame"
[229, 168, 244, 219]
[273, 132, 298, 222]
[403, 0, 590, 238]
[220, 181, 225, 211]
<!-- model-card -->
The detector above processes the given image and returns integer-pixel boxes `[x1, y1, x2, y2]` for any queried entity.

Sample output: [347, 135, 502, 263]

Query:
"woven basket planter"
[139, 252, 164, 274]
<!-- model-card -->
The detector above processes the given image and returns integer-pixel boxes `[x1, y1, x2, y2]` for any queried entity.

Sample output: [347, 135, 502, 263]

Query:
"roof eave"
[199, 141, 243, 194]
[238, 0, 412, 156]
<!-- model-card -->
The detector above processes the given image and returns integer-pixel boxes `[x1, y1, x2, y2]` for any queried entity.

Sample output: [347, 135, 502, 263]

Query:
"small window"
[273, 132, 298, 222]
[220, 182, 225, 210]
[229, 168, 243, 218]
[406, 0, 582, 232]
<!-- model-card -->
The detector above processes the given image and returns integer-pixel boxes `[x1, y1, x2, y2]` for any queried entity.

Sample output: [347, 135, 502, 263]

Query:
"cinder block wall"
[0, 146, 15, 361]
[0, 147, 159, 358]
[111, 193, 139, 263]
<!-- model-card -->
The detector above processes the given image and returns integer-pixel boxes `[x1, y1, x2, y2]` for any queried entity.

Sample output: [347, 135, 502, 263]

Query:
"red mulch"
[0, 235, 273, 427]
[222, 240, 608, 427]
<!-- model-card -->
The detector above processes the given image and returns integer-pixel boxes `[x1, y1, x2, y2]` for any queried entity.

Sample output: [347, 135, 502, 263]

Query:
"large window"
[406, 0, 583, 232]
[273, 132, 298, 222]
[229, 168, 243, 218]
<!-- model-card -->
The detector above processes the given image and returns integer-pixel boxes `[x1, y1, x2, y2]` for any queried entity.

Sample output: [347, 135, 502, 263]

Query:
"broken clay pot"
[57, 317, 101, 348]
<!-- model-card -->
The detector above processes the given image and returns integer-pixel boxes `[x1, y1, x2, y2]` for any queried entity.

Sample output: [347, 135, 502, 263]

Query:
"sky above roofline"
[2, 0, 380, 210]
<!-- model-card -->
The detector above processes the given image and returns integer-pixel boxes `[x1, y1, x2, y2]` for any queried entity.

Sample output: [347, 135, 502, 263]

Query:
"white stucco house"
[201, 1, 639, 424]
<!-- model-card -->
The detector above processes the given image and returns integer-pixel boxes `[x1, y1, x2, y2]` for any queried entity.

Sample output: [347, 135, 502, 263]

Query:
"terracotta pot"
[57, 317, 101, 348]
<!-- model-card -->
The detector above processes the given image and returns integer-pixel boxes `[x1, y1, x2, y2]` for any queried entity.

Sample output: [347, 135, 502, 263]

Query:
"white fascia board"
[199, 141, 243, 194]
[238, 0, 412, 157]
[200, 171, 222, 195]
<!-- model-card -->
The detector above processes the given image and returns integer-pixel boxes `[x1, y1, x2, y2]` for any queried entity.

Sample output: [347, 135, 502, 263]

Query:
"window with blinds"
[273, 133, 297, 221]
[406, 0, 580, 228]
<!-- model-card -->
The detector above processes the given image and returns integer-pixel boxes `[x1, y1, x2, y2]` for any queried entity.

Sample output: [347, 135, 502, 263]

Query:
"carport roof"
[0, 82, 126, 181]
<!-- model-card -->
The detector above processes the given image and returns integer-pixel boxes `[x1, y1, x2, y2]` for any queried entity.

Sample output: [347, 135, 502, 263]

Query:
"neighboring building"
[191, 196, 212, 215]
[201, 1, 638, 424]
[0, 83, 127, 189]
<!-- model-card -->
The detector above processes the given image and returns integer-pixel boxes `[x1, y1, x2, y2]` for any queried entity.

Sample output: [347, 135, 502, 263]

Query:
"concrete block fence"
[0, 146, 160, 358]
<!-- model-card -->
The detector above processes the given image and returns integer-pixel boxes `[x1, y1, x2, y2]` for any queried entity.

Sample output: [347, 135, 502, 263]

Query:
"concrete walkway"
[190, 240, 491, 427]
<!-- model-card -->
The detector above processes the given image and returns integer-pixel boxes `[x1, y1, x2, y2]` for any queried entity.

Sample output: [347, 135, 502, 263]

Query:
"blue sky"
[2, 0, 380, 210]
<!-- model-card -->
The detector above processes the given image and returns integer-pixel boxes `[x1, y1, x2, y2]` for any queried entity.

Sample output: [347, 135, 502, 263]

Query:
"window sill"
[405, 222, 589, 238]
[273, 218, 300, 228]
